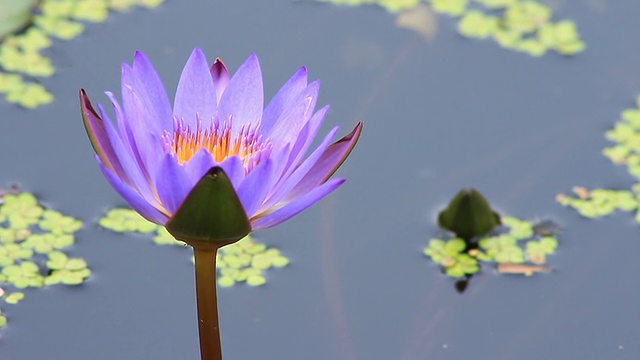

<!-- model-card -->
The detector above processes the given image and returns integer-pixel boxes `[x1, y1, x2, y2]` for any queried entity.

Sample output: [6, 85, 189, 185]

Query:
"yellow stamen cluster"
[163, 119, 270, 172]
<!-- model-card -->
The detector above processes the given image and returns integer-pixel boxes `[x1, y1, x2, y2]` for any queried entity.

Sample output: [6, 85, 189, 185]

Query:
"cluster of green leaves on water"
[98, 208, 290, 287]
[317, 0, 584, 57]
[0, 0, 164, 109]
[0, 191, 89, 329]
[557, 96, 640, 221]
[424, 216, 558, 278]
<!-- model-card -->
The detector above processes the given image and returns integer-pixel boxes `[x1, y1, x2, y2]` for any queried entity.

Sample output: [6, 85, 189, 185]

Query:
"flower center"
[162, 117, 271, 172]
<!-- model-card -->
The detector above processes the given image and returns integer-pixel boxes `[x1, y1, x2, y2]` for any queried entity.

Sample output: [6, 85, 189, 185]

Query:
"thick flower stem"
[193, 246, 223, 360]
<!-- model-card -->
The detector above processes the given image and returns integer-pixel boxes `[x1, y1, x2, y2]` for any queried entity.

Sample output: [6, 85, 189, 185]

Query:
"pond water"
[1, 0, 640, 359]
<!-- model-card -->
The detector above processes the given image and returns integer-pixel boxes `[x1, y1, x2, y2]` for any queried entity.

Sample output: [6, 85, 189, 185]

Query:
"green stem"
[193, 246, 222, 360]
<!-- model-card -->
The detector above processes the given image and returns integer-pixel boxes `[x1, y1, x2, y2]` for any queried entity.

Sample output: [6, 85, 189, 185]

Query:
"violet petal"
[120, 84, 164, 181]
[279, 105, 328, 181]
[260, 126, 339, 212]
[99, 161, 168, 224]
[132, 51, 172, 130]
[218, 54, 264, 137]
[174, 48, 217, 128]
[97, 103, 158, 208]
[80, 90, 125, 178]
[219, 155, 246, 189]
[184, 148, 215, 184]
[155, 154, 193, 215]
[267, 80, 320, 147]
[210, 58, 230, 104]
[287, 122, 362, 202]
[261, 66, 308, 135]
[237, 159, 273, 217]
[105, 91, 133, 156]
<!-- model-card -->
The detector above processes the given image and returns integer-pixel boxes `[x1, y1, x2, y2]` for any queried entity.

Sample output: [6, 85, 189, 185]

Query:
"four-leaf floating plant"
[80, 48, 362, 360]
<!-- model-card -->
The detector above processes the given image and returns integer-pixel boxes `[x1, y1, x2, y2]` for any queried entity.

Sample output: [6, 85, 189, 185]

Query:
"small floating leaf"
[4, 292, 24, 305]
[99, 208, 158, 233]
[246, 275, 267, 287]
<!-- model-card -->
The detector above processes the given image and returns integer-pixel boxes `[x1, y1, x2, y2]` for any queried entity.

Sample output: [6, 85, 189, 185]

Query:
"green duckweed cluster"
[99, 208, 290, 287]
[558, 96, 640, 220]
[0, 0, 165, 109]
[424, 216, 558, 278]
[317, 0, 585, 57]
[0, 191, 89, 329]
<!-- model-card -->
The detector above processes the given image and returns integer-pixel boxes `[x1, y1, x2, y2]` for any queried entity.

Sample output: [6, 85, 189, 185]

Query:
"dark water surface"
[1, 0, 640, 359]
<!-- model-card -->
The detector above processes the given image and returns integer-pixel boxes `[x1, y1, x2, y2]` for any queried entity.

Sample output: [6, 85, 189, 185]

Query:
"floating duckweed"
[537, 20, 586, 55]
[217, 276, 235, 288]
[458, 11, 498, 39]
[99, 208, 158, 233]
[0, 244, 33, 266]
[424, 238, 478, 278]
[21, 233, 75, 254]
[479, 235, 525, 263]
[39, 210, 83, 234]
[0, 0, 166, 108]
[503, 1, 551, 32]
[515, 38, 546, 57]
[3, 261, 44, 289]
[317, 0, 584, 57]
[98, 208, 291, 287]
[428, 0, 468, 16]
[246, 275, 267, 287]
[0, 190, 88, 329]
[425, 215, 559, 279]
[557, 188, 638, 218]
[525, 236, 557, 264]
[43, 251, 91, 286]
[502, 216, 534, 238]
[272, 256, 290, 268]
[0, 193, 44, 228]
[377, 0, 420, 13]
[4, 292, 24, 305]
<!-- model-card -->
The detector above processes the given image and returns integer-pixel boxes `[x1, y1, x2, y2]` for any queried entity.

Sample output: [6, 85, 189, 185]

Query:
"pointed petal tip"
[338, 121, 363, 144]
[133, 50, 148, 61]
[79, 89, 98, 118]
[192, 47, 205, 57]
[187, 47, 208, 64]
[212, 57, 226, 68]
[241, 53, 261, 71]
[308, 79, 320, 89]
[211, 58, 229, 78]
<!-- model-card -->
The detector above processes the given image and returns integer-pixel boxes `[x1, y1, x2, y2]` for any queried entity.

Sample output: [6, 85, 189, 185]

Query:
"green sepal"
[438, 188, 501, 240]
[166, 167, 251, 249]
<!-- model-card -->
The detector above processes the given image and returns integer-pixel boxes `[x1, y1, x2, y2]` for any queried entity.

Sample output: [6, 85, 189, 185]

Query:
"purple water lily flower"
[81, 48, 361, 230]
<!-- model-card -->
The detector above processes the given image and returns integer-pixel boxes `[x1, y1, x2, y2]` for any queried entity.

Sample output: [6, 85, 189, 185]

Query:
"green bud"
[166, 167, 251, 249]
[438, 188, 501, 240]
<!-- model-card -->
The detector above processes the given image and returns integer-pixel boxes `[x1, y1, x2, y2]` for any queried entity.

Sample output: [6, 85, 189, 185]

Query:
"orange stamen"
[163, 118, 270, 172]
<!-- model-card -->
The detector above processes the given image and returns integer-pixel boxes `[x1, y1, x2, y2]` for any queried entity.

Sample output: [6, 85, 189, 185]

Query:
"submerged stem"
[193, 246, 222, 360]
